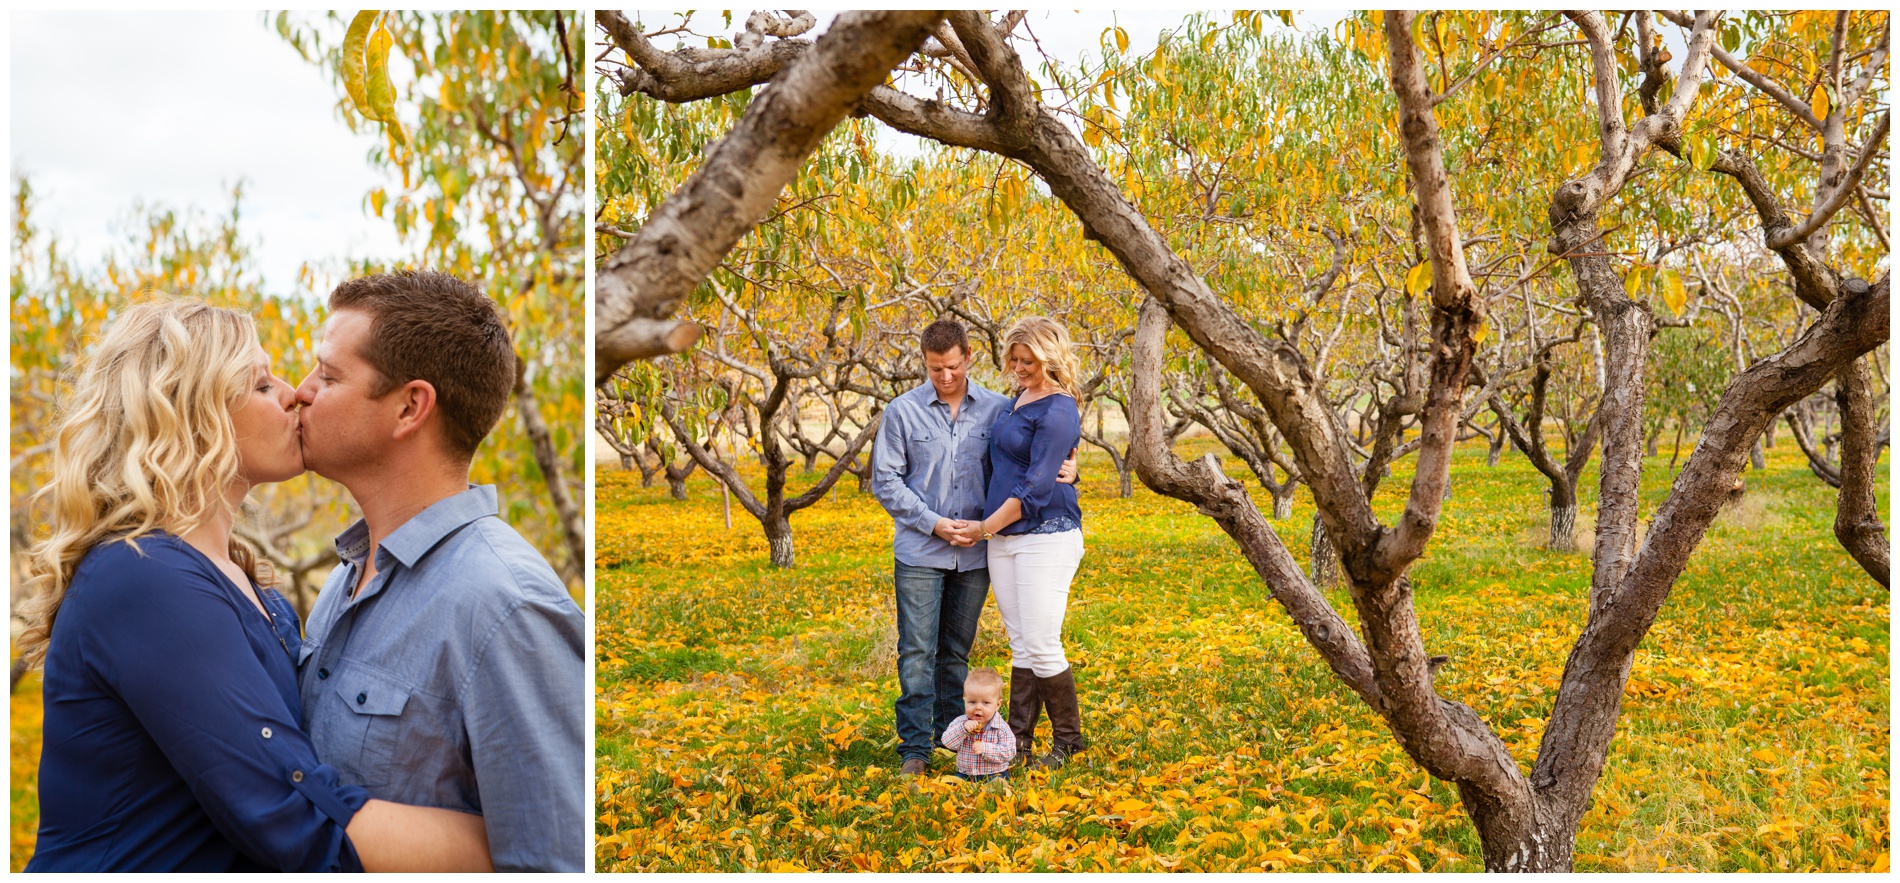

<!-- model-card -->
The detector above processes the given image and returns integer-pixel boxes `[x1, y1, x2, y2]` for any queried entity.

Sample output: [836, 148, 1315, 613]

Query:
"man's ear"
[391, 379, 439, 442]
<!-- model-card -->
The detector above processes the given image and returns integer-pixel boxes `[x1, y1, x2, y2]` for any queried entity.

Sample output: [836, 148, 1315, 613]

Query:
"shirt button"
[291, 770, 305, 783]
[318, 668, 330, 680]
[261, 727, 273, 739]
[356, 692, 368, 705]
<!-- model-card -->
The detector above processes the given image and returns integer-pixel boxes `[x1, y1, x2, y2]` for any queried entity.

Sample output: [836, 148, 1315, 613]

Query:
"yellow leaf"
[1624, 265, 1649, 299]
[366, 24, 398, 123]
[1115, 26, 1129, 53]
[1405, 260, 1432, 296]
[1660, 268, 1687, 314]
[342, 10, 380, 118]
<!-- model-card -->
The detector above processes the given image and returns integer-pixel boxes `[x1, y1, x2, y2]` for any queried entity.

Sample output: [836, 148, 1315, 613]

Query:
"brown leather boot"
[1007, 666, 1041, 765]
[1034, 667, 1086, 770]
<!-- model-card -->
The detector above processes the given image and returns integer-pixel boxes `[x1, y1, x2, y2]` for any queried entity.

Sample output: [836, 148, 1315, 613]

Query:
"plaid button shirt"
[942, 713, 1016, 776]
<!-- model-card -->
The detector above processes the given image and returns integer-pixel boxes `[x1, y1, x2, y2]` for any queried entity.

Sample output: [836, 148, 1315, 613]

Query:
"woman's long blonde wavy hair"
[1002, 316, 1084, 411]
[17, 296, 269, 668]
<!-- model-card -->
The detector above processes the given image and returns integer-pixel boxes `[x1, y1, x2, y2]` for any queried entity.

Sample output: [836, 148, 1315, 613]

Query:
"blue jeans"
[893, 562, 989, 761]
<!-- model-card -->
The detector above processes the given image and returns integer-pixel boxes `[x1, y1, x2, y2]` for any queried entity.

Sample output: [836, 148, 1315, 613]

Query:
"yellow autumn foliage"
[595, 438, 1887, 871]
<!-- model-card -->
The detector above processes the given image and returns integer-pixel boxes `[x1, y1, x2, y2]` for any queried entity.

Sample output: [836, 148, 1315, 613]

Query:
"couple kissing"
[19, 271, 585, 872]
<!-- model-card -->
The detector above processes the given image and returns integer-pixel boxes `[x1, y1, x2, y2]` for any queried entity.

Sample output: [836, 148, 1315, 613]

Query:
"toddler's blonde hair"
[965, 667, 1004, 697]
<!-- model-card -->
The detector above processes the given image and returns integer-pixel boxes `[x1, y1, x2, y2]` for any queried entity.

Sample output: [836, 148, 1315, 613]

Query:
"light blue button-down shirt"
[872, 381, 1012, 570]
[297, 485, 585, 872]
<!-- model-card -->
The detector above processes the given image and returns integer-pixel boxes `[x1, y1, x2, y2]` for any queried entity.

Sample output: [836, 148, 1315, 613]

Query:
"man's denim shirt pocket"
[322, 664, 414, 789]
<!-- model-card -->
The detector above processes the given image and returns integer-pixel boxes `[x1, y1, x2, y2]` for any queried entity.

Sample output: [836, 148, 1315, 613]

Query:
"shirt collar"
[333, 485, 497, 569]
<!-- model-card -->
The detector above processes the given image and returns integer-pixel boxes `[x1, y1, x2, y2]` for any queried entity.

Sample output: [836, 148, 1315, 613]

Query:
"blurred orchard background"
[10, 11, 585, 867]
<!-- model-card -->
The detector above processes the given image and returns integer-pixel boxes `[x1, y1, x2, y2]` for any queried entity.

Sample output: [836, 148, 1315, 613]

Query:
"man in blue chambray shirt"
[292, 271, 584, 871]
[871, 319, 1074, 776]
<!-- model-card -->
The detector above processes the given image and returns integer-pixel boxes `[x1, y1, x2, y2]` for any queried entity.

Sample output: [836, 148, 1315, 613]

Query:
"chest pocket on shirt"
[332, 667, 412, 788]
[906, 426, 940, 463]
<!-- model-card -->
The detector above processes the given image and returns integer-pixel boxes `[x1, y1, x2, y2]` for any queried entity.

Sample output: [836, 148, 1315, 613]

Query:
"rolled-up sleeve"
[463, 597, 587, 872]
[871, 405, 942, 535]
[85, 561, 368, 872]
[1009, 400, 1081, 523]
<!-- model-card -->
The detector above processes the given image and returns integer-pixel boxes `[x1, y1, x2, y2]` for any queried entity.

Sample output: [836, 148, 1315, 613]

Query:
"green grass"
[595, 437, 1888, 872]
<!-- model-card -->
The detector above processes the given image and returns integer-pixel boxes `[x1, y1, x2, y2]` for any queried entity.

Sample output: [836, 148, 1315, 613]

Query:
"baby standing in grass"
[941, 669, 1016, 782]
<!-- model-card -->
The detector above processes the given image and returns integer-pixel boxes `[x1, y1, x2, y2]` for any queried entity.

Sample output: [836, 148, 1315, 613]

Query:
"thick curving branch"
[1126, 297, 1385, 708]
[1374, 10, 1485, 580]
[598, 10, 812, 102]
[1766, 111, 1890, 251]
[594, 10, 943, 379]
[1707, 148, 1843, 308]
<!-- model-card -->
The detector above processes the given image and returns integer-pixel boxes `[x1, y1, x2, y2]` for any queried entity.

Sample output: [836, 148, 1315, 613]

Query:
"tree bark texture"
[1309, 515, 1341, 590]
[1831, 352, 1889, 586]
[1271, 488, 1296, 521]
[764, 514, 796, 569]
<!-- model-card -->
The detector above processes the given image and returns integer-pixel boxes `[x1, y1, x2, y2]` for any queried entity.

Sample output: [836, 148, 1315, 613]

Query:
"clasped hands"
[933, 452, 1079, 547]
[936, 518, 987, 547]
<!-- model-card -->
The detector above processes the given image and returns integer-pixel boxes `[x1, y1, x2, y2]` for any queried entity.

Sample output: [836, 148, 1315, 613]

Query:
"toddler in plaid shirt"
[942, 668, 1015, 781]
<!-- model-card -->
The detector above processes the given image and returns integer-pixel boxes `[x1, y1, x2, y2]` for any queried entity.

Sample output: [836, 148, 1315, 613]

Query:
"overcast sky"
[11, 11, 402, 294]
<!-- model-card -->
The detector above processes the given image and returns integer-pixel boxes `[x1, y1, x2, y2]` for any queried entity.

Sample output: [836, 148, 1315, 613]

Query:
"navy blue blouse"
[985, 393, 1084, 535]
[28, 533, 368, 872]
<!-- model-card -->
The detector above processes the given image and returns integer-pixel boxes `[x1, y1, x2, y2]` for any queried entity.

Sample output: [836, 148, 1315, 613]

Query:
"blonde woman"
[19, 297, 490, 872]
[968, 316, 1089, 769]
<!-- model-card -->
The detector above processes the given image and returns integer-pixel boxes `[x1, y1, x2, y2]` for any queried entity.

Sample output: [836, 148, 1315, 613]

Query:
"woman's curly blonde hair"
[17, 296, 269, 669]
[1002, 316, 1084, 410]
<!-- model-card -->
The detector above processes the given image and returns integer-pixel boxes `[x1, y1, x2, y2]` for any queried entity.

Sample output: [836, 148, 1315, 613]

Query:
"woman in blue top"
[970, 316, 1089, 770]
[17, 297, 491, 872]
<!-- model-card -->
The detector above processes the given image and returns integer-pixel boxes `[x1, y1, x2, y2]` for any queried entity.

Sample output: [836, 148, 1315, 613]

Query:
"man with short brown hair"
[294, 270, 584, 871]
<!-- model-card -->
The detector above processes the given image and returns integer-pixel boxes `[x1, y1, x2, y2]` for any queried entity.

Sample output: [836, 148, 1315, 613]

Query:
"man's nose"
[293, 371, 317, 405]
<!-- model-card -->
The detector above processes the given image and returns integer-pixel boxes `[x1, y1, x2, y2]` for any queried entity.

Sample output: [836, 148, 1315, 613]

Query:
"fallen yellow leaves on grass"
[595, 441, 1887, 871]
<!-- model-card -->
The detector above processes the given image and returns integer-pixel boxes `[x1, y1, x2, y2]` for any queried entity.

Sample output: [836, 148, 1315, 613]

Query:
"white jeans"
[987, 530, 1085, 678]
